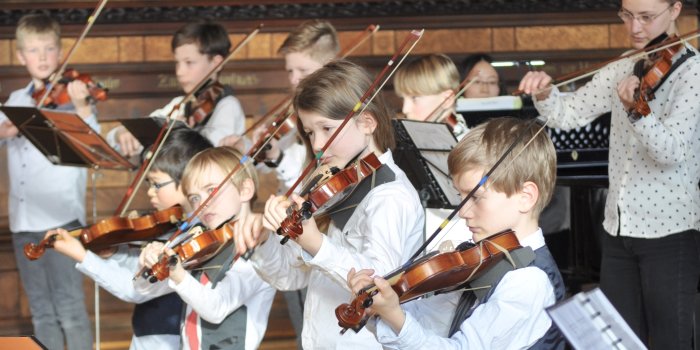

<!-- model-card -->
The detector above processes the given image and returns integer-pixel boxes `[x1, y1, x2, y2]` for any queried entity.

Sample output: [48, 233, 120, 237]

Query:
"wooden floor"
[0, 290, 299, 350]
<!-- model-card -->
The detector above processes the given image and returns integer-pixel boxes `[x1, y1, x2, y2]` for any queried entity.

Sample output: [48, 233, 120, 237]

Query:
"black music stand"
[1, 106, 134, 170]
[119, 116, 187, 150]
[392, 119, 461, 209]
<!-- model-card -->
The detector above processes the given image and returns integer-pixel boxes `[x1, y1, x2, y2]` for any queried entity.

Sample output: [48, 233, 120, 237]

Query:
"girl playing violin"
[46, 127, 213, 350]
[0, 13, 98, 350]
[109, 21, 246, 156]
[137, 147, 275, 350]
[518, 0, 699, 348]
[347, 117, 566, 350]
[234, 60, 425, 349]
[393, 54, 469, 140]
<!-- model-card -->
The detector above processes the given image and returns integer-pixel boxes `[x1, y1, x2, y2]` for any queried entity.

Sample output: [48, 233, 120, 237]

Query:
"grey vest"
[187, 240, 247, 350]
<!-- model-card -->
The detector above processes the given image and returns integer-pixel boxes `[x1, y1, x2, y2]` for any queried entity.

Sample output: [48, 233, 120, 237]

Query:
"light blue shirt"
[0, 82, 100, 232]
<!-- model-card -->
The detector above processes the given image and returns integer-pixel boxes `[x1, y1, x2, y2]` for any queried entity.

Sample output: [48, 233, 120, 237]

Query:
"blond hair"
[16, 14, 61, 49]
[293, 59, 395, 164]
[447, 117, 556, 216]
[394, 54, 459, 97]
[278, 20, 339, 64]
[181, 147, 259, 200]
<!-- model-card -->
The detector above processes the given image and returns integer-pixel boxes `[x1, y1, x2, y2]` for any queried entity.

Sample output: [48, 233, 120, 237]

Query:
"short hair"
[461, 53, 493, 78]
[171, 21, 230, 58]
[278, 20, 339, 64]
[448, 117, 556, 216]
[146, 127, 213, 186]
[394, 54, 460, 97]
[181, 146, 259, 200]
[293, 59, 395, 164]
[16, 14, 61, 49]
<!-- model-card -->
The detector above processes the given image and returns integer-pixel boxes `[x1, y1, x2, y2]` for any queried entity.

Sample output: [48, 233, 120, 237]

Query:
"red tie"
[185, 272, 209, 350]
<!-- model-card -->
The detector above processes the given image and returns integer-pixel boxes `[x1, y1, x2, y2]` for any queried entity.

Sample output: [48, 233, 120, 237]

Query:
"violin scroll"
[277, 201, 312, 245]
[336, 290, 376, 334]
[23, 234, 60, 261]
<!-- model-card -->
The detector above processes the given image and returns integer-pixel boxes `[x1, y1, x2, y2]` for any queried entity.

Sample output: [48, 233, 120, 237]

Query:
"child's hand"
[218, 134, 245, 152]
[114, 127, 142, 157]
[164, 247, 186, 284]
[0, 120, 19, 139]
[233, 212, 265, 255]
[66, 80, 92, 118]
[47, 229, 87, 263]
[262, 194, 293, 232]
[288, 193, 323, 254]
[139, 241, 165, 268]
[252, 125, 281, 162]
[347, 268, 405, 333]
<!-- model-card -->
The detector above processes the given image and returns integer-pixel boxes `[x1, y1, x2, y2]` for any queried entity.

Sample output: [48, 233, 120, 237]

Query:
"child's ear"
[518, 181, 539, 213]
[15, 50, 27, 66]
[356, 112, 377, 135]
[238, 178, 256, 202]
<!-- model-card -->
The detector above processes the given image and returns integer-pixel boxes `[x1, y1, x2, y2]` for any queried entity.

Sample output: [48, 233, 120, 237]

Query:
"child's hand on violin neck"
[139, 241, 165, 268]
[233, 212, 265, 255]
[262, 194, 294, 232]
[347, 268, 401, 318]
[617, 75, 642, 111]
[46, 228, 87, 263]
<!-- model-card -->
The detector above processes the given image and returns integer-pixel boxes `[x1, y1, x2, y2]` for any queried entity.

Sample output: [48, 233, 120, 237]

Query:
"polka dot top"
[535, 45, 700, 239]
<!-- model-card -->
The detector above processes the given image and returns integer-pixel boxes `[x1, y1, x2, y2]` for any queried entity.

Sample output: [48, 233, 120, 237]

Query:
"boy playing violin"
[0, 13, 98, 350]
[47, 127, 213, 349]
[518, 0, 699, 347]
[347, 117, 566, 350]
[137, 147, 275, 350]
[234, 60, 425, 349]
[393, 54, 468, 140]
[109, 21, 246, 156]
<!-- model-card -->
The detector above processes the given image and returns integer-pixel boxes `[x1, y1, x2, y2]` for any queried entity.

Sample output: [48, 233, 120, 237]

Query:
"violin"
[32, 68, 108, 108]
[630, 33, 683, 118]
[187, 80, 228, 127]
[24, 206, 184, 261]
[335, 229, 521, 333]
[276, 153, 383, 244]
[249, 110, 298, 165]
[142, 219, 236, 283]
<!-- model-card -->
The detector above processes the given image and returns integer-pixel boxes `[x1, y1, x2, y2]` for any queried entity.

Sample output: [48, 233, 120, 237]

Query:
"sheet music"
[400, 119, 454, 150]
[547, 288, 647, 350]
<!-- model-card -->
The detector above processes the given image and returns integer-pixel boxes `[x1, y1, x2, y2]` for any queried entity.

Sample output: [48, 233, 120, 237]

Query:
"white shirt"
[0, 82, 100, 232]
[535, 45, 700, 238]
[134, 257, 275, 350]
[76, 247, 179, 350]
[375, 228, 556, 350]
[250, 150, 425, 349]
[107, 93, 246, 151]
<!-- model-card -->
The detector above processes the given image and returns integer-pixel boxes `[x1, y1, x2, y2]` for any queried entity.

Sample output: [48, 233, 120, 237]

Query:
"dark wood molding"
[0, 1, 696, 38]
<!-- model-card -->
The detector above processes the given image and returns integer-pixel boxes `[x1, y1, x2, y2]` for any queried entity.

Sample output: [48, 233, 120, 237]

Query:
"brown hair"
[16, 14, 61, 49]
[394, 54, 460, 97]
[181, 146, 258, 200]
[448, 117, 556, 216]
[171, 21, 230, 58]
[278, 20, 339, 64]
[293, 59, 395, 164]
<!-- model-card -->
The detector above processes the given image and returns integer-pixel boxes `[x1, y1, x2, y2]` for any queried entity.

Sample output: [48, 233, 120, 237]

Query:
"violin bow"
[425, 76, 478, 123]
[37, 0, 109, 108]
[518, 28, 700, 98]
[115, 24, 262, 216]
[241, 24, 381, 139]
[283, 29, 424, 199]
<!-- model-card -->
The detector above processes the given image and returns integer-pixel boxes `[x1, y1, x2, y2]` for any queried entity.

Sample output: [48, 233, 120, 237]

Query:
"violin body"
[276, 153, 383, 243]
[631, 34, 682, 118]
[144, 220, 236, 283]
[188, 81, 227, 127]
[33, 68, 108, 108]
[335, 229, 521, 333]
[24, 206, 185, 260]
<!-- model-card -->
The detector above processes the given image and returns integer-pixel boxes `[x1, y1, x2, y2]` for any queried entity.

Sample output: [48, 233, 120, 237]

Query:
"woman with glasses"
[518, 0, 699, 348]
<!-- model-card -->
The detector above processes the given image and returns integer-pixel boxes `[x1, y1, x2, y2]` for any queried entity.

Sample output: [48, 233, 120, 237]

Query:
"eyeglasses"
[618, 5, 672, 25]
[148, 179, 175, 191]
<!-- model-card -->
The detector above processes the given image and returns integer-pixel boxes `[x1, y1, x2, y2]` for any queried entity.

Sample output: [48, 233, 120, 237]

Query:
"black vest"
[449, 245, 566, 350]
[186, 240, 248, 350]
[132, 292, 183, 336]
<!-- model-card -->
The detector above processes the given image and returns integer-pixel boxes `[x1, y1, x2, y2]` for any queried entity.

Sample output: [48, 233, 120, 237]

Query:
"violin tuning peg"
[280, 236, 290, 245]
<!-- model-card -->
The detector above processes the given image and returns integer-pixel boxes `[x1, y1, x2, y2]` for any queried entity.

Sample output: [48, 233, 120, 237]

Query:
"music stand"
[1, 106, 134, 170]
[119, 116, 187, 150]
[392, 119, 461, 209]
